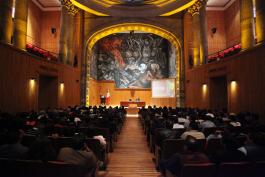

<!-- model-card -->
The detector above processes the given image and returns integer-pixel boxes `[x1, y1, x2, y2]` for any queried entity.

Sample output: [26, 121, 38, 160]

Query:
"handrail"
[26, 43, 58, 62]
[208, 44, 241, 63]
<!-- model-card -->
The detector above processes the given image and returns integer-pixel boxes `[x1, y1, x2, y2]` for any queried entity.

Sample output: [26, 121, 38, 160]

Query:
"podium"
[100, 95, 106, 105]
[120, 101, 145, 107]
[120, 101, 145, 116]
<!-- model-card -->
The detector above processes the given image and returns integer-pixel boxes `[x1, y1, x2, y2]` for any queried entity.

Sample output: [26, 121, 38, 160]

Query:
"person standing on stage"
[106, 90, 110, 105]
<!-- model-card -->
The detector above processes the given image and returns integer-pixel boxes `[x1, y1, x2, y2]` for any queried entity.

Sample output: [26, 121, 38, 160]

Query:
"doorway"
[38, 75, 58, 110]
[209, 76, 228, 110]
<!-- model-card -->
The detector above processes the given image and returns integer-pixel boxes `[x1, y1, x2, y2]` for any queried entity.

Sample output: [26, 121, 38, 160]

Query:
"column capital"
[60, 0, 79, 16]
[188, 0, 207, 16]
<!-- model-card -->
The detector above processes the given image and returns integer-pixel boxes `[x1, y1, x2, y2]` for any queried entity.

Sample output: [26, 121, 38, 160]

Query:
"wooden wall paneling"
[225, 0, 241, 47]
[27, 0, 42, 46]
[0, 43, 81, 113]
[40, 11, 61, 54]
[207, 10, 227, 54]
[186, 44, 265, 122]
[88, 80, 177, 107]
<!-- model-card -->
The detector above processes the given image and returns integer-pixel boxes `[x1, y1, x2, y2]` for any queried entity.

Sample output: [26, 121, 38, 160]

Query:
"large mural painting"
[91, 33, 172, 88]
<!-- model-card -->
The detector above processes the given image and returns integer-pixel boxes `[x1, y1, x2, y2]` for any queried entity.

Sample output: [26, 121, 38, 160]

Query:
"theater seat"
[253, 161, 265, 177]
[217, 162, 253, 177]
[166, 163, 216, 177]
[0, 158, 92, 177]
[45, 161, 88, 177]
[205, 138, 223, 155]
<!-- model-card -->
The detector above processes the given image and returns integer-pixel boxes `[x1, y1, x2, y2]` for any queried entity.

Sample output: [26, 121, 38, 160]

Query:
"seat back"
[49, 136, 74, 152]
[21, 135, 37, 147]
[197, 139, 206, 152]
[217, 162, 253, 177]
[181, 163, 216, 177]
[45, 161, 87, 177]
[85, 138, 106, 163]
[0, 158, 90, 177]
[253, 161, 265, 177]
[0, 158, 44, 177]
[203, 127, 217, 137]
[205, 138, 223, 155]
[162, 139, 185, 159]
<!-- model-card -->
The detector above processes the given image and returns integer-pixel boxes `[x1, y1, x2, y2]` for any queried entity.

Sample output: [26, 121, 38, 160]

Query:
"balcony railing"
[208, 44, 241, 63]
[26, 43, 58, 62]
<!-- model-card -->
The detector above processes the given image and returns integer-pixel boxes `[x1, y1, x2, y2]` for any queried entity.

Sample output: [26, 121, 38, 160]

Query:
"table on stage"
[120, 101, 146, 107]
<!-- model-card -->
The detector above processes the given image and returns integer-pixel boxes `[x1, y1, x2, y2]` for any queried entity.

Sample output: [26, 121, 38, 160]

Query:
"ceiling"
[207, 0, 231, 7]
[32, 0, 60, 11]
[207, 0, 236, 10]
[32, 0, 236, 13]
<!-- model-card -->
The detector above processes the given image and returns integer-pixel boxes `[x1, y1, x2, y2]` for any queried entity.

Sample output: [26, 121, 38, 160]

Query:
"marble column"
[188, 0, 208, 67]
[13, 0, 28, 49]
[59, 0, 79, 64]
[67, 14, 75, 65]
[0, 0, 13, 44]
[199, 2, 208, 65]
[192, 13, 201, 66]
[59, 6, 69, 64]
[255, 0, 265, 44]
[240, 0, 255, 50]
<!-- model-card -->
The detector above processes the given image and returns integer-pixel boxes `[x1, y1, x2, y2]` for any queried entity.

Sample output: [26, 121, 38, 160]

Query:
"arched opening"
[83, 23, 183, 107]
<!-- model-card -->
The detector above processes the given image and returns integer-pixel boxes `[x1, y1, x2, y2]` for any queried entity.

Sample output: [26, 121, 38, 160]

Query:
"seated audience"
[210, 134, 246, 163]
[200, 115, 216, 130]
[57, 133, 98, 176]
[181, 121, 205, 140]
[28, 136, 57, 162]
[160, 136, 210, 176]
[0, 129, 29, 159]
[206, 130, 222, 141]
[229, 113, 242, 127]
[238, 132, 265, 161]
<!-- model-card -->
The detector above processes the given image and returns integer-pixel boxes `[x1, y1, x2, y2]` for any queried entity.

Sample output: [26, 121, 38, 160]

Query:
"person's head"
[29, 136, 56, 161]
[189, 121, 199, 130]
[185, 136, 200, 152]
[6, 129, 24, 144]
[222, 134, 239, 150]
[229, 113, 237, 121]
[72, 133, 86, 150]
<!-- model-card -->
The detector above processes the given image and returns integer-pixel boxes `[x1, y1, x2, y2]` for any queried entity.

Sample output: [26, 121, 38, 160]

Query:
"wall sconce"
[59, 82, 65, 95]
[29, 78, 36, 94]
[202, 83, 207, 97]
[231, 80, 237, 93]
[60, 82, 64, 89]
[202, 83, 207, 90]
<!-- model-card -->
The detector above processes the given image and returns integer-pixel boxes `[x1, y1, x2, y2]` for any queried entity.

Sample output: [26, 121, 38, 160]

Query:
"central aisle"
[99, 115, 160, 177]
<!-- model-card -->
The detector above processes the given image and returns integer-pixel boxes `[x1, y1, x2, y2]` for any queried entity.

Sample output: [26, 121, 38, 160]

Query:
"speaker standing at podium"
[100, 95, 106, 105]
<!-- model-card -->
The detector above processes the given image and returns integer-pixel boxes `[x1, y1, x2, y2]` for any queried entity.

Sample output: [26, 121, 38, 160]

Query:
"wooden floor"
[98, 115, 160, 177]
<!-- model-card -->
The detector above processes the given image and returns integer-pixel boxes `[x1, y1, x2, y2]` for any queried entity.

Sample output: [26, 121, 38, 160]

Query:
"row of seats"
[0, 158, 90, 177]
[165, 161, 265, 177]
[21, 135, 107, 165]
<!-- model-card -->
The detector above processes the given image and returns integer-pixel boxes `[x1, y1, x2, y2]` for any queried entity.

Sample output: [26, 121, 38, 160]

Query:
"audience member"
[28, 136, 57, 162]
[160, 136, 210, 176]
[181, 121, 205, 140]
[0, 129, 29, 159]
[210, 134, 246, 163]
[57, 133, 98, 176]
[238, 132, 265, 161]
